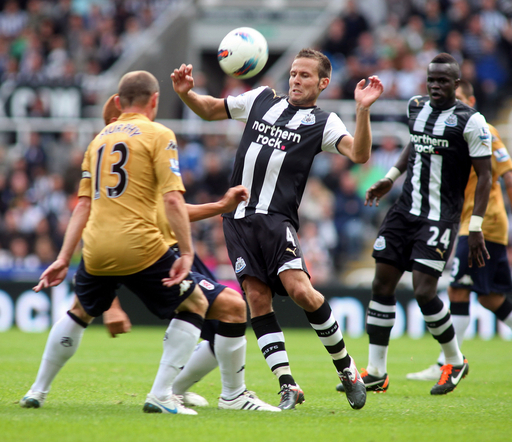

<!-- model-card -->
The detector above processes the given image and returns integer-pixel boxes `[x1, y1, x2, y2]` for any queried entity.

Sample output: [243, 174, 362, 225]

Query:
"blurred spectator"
[341, 0, 369, 51]
[34, 233, 56, 265]
[322, 17, 351, 60]
[463, 14, 486, 60]
[422, 0, 450, 46]
[300, 220, 336, 284]
[45, 33, 68, 79]
[401, 15, 426, 54]
[199, 151, 230, 201]
[0, 0, 28, 39]
[394, 52, 425, 100]
[7, 234, 40, 269]
[333, 171, 368, 267]
[374, 56, 398, 98]
[369, 136, 404, 204]
[340, 56, 364, 99]
[479, 0, 507, 43]
[23, 132, 47, 181]
[447, 0, 472, 33]
[354, 32, 379, 77]
[474, 36, 507, 117]
[443, 30, 465, 66]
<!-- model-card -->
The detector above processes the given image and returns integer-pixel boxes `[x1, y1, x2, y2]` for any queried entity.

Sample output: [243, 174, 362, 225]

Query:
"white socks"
[31, 313, 87, 393]
[172, 340, 218, 395]
[215, 334, 247, 400]
[150, 318, 201, 400]
[367, 344, 389, 377]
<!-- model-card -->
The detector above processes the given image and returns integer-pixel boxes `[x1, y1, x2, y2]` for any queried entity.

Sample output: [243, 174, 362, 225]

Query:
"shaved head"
[428, 53, 460, 80]
[117, 70, 160, 109]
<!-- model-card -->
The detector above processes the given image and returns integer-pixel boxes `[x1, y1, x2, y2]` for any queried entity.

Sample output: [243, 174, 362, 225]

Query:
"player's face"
[426, 63, 459, 109]
[455, 90, 468, 105]
[288, 58, 328, 107]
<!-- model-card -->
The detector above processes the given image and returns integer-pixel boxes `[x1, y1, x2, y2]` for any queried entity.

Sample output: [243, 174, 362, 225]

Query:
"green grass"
[1, 326, 511, 442]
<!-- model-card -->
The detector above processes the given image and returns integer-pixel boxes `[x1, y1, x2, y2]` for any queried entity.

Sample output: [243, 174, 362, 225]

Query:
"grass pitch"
[1, 326, 511, 442]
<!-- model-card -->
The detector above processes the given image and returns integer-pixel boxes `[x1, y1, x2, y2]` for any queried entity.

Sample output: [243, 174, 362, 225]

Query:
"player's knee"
[371, 278, 396, 298]
[181, 287, 208, 316]
[288, 284, 321, 310]
[68, 296, 94, 323]
[478, 294, 504, 311]
[213, 290, 247, 322]
[230, 295, 247, 321]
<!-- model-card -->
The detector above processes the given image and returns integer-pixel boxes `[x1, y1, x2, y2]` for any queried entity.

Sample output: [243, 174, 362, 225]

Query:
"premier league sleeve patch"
[169, 158, 181, 176]
[494, 147, 510, 163]
[479, 126, 490, 141]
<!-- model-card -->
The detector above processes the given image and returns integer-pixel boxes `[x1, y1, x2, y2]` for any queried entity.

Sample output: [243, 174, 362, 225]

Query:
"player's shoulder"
[407, 95, 428, 109]
[151, 120, 175, 135]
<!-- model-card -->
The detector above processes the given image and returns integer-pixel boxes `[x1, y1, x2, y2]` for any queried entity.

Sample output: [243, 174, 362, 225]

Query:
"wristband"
[468, 215, 483, 232]
[384, 166, 401, 183]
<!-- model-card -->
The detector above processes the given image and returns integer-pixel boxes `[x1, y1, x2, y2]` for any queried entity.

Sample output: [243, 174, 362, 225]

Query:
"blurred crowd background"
[1, 0, 512, 285]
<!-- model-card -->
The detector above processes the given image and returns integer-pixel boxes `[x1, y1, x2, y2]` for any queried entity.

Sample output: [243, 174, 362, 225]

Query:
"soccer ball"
[217, 27, 268, 79]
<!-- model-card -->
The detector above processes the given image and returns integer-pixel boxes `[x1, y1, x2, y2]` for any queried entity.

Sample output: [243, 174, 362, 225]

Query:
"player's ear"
[151, 92, 159, 108]
[319, 77, 330, 92]
[114, 95, 122, 111]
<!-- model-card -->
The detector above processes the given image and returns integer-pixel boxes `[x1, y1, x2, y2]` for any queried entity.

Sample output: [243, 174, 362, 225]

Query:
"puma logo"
[286, 247, 297, 257]
[435, 248, 446, 258]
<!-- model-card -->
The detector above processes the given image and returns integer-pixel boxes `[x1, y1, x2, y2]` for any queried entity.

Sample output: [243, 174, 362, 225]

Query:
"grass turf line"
[1, 326, 510, 442]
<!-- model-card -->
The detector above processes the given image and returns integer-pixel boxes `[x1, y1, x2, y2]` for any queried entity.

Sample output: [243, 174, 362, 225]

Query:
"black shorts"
[74, 249, 196, 319]
[171, 245, 226, 308]
[223, 214, 309, 297]
[450, 236, 512, 296]
[372, 205, 458, 278]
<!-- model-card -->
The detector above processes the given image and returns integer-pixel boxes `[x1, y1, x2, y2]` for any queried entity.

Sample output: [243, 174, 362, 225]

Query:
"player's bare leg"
[281, 270, 365, 409]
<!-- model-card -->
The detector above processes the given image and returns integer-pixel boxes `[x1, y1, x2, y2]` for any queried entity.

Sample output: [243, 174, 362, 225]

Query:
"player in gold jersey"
[20, 71, 210, 415]
[100, 95, 281, 412]
[407, 79, 512, 381]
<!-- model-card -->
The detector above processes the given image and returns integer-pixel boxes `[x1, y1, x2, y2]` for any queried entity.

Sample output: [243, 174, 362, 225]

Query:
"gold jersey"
[156, 197, 178, 246]
[459, 124, 512, 245]
[78, 113, 185, 275]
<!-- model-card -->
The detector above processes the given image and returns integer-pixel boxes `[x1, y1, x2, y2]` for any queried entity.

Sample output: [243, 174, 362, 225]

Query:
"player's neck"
[430, 98, 456, 111]
[120, 106, 155, 120]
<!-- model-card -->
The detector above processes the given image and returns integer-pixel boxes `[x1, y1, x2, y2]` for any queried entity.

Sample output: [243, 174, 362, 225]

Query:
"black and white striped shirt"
[223, 86, 350, 229]
[397, 95, 492, 223]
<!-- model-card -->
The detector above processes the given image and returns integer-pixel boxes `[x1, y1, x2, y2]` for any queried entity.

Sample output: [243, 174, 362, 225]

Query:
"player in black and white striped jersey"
[172, 48, 383, 410]
[342, 53, 492, 396]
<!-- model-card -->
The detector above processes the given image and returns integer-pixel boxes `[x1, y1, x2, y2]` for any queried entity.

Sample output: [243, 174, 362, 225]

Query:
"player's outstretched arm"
[103, 297, 132, 337]
[187, 185, 249, 222]
[162, 190, 194, 287]
[33, 197, 91, 292]
[337, 76, 384, 163]
[468, 156, 492, 268]
[365, 143, 410, 207]
[171, 64, 228, 121]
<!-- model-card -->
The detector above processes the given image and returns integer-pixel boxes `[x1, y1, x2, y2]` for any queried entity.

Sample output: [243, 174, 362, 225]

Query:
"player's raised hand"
[354, 75, 384, 109]
[365, 178, 393, 207]
[33, 258, 69, 292]
[219, 185, 249, 213]
[162, 253, 194, 287]
[468, 231, 490, 268]
[171, 64, 195, 96]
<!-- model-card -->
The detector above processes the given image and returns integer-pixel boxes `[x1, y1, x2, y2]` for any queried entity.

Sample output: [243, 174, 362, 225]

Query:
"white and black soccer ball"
[217, 27, 269, 79]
